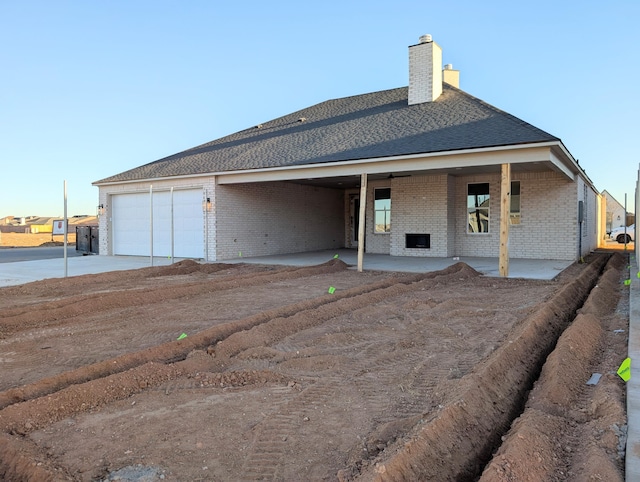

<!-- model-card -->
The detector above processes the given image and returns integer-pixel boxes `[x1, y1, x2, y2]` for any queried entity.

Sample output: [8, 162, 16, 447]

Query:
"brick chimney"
[443, 63, 460, 88]
[408, 34, 442, 105]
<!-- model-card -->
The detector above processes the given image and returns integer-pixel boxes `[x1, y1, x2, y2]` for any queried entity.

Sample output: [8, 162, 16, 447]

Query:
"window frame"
[510, 181, 521, 225]
[374, 187, 391, 234]
[467, 182, 490, 234]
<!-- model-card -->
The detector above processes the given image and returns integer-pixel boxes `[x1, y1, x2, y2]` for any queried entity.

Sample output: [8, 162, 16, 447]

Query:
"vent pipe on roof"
[408, 34, 442, 105]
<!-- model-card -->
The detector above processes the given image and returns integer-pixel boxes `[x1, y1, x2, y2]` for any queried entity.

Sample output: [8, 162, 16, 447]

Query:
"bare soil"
[0, 251, 629, 481]
[0, 232, 76, 248]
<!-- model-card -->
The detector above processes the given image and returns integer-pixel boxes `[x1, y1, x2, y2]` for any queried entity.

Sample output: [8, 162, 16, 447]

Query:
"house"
[93, 35, 600, 275]
[601, 190, 629, 234]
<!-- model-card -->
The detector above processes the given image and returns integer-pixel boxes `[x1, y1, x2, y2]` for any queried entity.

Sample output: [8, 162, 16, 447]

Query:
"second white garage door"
[112, 189, 204, 258]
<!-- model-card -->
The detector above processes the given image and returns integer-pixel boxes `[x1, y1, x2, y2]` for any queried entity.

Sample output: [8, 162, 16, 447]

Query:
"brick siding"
[98, 170, 593, 263]
[215, 181, 344, 260]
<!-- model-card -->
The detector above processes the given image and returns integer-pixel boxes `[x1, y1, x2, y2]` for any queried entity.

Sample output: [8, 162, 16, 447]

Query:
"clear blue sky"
[1, 1, 638, 217]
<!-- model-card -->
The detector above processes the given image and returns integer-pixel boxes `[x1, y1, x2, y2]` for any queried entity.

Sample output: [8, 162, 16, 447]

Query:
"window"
[467, 183, 490, 233]
[374, 188, 391, 233]
[510, 181, 520, 225]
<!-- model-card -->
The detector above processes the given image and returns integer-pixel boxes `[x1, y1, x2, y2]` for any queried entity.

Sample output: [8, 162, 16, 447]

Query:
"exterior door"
[350, 194, 359, 248]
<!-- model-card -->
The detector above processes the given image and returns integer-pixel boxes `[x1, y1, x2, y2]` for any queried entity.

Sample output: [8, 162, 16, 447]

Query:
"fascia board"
[216, 144, 556, 185]
[94, 142, 579, 187]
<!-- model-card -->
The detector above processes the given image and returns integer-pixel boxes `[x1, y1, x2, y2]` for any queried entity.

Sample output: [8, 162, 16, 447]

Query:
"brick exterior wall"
[364, 180, 392, 254]
[446, 175, 456, 257]
[97, 169, 594, 263]
[214, 181, 344, 260]
[389, 174, 451, 257]
[453, 171, 580, 260]
[368, 170, 586, 261]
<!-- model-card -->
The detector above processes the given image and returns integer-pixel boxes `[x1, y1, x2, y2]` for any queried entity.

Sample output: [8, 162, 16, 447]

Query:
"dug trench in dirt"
[344, 252, 626, 481]
[478, 253, 627, 481]
[0, 253, 627, 481]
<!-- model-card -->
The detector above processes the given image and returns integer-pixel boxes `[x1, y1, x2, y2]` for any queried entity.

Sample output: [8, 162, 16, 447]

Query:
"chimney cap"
[444, 63, 453, 70]
[419, 34, 432, 43]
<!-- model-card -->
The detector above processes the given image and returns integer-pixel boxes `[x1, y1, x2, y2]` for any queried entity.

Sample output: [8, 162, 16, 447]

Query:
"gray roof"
[95, 84, 559, 184]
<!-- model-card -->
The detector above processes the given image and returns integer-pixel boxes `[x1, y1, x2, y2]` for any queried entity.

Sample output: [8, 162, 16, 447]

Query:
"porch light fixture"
[97, 204, 105, 216]
[204, 197, 212, 212]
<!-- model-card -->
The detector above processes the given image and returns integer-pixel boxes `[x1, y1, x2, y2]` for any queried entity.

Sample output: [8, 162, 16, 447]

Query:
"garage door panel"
[112, 190, 204, 258]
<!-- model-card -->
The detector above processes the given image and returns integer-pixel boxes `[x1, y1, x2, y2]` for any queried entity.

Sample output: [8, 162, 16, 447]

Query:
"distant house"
[93, 35, 600, 273]
[0, 216, 99, 234]
[602, 190, 629, 233]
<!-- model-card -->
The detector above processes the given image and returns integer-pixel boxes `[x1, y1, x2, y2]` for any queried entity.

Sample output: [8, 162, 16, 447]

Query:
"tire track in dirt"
[241, 377, 342, 480]
[345, 254, 609, 481]
[0, 261, 346, 339]
[234, 265, 484, 480]
[0, 260, 359, 409]
[209, 264, 479, 362]
[0, 264, 460, 478]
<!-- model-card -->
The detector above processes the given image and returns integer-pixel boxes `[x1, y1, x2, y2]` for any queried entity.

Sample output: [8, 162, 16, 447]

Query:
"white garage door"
[112, 189, 204, 258]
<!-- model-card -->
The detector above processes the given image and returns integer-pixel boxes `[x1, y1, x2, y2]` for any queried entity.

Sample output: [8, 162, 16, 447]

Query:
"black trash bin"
[76, 226, 99, 254]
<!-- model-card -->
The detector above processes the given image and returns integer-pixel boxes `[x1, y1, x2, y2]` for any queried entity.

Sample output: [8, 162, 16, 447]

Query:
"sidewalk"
[0, 255, 177, 287]
[627, 258, 640, 479]
[0, 251, 573, 288]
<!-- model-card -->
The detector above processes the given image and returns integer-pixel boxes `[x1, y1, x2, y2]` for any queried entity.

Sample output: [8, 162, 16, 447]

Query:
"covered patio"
[223, 248, 574, 280]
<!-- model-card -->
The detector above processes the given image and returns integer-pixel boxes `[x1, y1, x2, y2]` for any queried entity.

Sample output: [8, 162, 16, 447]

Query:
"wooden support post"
[357, 173, 367, 272]
[499, 163, 511, 277]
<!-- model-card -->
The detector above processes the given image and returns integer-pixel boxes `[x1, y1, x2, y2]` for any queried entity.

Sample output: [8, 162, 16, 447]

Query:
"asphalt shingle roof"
[95, 84, 559, 184]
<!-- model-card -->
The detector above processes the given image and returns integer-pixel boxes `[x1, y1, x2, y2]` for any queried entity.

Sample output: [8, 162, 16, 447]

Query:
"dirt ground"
[0, 232, 76, 248]
[0, 247, 630, 481]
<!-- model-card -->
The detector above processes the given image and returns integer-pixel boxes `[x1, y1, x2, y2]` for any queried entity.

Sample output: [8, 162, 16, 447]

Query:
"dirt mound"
[438, 261, 481, 277]
[148, 259, 233, 277]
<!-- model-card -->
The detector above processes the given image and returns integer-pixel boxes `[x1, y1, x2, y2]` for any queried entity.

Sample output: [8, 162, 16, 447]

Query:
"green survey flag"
[618, 357, 631, 382]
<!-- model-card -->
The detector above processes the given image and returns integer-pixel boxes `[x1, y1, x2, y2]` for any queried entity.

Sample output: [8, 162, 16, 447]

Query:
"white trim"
[93, 142, 572, 187]
[217, 144, 557, 184]
[549, 150, 576, 181]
